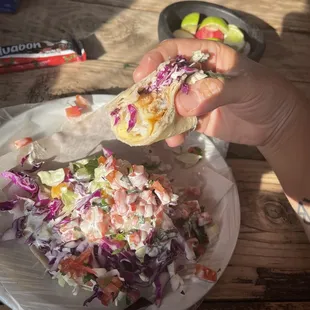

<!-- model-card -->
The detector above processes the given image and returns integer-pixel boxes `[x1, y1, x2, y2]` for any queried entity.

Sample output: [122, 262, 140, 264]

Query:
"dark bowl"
[158, 1, 265, 62]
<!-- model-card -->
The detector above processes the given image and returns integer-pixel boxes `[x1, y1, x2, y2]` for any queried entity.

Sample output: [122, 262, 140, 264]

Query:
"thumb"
[176, 76, 239, 117]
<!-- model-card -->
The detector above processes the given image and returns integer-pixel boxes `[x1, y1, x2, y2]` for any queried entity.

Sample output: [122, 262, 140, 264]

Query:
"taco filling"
[107, 51, 225, 147]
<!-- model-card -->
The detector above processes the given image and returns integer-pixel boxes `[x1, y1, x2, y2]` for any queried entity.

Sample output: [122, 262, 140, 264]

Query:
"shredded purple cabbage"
[144, 229, 155, 245]
[102, 147, 114, 157]
[96, 231, 183, 291]
[75, 190, 101, 212]
[154, 272, 170, 306]
[37, 189, 49, 201]
[25, 233, 35, 245]
[83, 285, 101, 307]
[76, 239, 89, 253]
[48, 250, 69, 271]
[58, 217, 71, 226]
[1, 171, 38, 195]
[35, 199, 50, 208]
[74, 183, 87, 196]
[101, 237, 125, 251]
[145, 55, 198, 94]
[94, 244, 107, 267]
[20, 154, 29, 166]
[25, 162, 42, 173]
[45, 199, 62, 221]
[1, 216, 26, 241]
[181, 83, 190, 95]
[127, 104, 137, 132]
[20, 154, 42, 173]
[110, 108, 121, 126]
[0, 199, 17, 211]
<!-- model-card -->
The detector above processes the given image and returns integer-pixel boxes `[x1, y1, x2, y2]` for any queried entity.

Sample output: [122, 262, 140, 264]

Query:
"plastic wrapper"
[0, 39, 86, 74]
[0, 95, 238, 310]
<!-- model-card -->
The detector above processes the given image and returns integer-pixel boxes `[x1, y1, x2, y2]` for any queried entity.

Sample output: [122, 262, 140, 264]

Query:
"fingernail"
[200, 79, 221, 98]
[133, 53, 158, 82]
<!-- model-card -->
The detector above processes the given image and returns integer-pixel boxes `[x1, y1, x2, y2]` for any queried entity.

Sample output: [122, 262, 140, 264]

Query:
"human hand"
[133, 39, 302, 148]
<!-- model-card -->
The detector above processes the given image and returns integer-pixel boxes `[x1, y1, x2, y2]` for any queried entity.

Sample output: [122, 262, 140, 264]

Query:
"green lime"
[199, 16, 229, 34]
[181, 12, 200, 35]
[224, 24, 245, 51]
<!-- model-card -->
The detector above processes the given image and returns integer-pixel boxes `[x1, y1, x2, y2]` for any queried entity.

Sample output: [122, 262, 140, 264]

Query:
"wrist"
[259, 87, 310, 156]
[258, 90, 310, 200]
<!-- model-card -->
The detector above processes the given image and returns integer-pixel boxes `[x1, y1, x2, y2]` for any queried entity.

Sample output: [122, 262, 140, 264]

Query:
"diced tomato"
[154, 205, 164, 227]
[98, 220, 109, 236]
[129, 231, 141, 245]
[130, 203, 137, 212]
[76, 248, 92, 264]
[151, 180, 165, 193]
[195, 27, 224, 41]
[106, 170, 116, 183]
[14, 137, 33, 149]
[111, 214, 124, 227]
[195, 264, 217, 282]
[51, 183, 68, 199]
[98, 276, 123, 305]
[60, 249, 96, 277]
[98, 155, 106, 165]
[100, 293, 113, 306]
[75, 95, 90, 110]
[126, 288, 140, 304]
[65, 105, 81, 118]
[111, 276, 123, 288]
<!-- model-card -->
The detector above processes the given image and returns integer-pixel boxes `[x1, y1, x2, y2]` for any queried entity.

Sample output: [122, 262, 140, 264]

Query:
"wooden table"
[1, 1, 310, 309]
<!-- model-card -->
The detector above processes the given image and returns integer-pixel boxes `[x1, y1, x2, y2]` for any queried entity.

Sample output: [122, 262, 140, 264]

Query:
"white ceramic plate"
[0, 95, 240, 310]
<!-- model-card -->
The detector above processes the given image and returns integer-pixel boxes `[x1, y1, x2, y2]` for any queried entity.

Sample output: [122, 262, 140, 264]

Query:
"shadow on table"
[280, 0, 310, 98]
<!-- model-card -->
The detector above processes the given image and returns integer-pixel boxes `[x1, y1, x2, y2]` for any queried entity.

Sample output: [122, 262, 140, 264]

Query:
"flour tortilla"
[106, 62, 197, 147]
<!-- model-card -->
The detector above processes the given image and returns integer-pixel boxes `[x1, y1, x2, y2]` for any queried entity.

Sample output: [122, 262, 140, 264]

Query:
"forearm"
[259, 93, 310, 212]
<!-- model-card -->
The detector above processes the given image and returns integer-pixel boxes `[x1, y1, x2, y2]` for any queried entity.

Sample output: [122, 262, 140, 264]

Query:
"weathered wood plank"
[2, 1, 310, 82]
[70, 0, 310, 32]
[205, 159, 310, 300]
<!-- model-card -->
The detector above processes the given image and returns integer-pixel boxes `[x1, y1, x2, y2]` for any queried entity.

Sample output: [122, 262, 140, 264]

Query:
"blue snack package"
[0, 0, 20, 13]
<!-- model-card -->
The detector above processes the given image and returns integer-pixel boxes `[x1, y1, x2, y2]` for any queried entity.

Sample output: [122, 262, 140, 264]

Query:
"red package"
[0, 39, 86, 74]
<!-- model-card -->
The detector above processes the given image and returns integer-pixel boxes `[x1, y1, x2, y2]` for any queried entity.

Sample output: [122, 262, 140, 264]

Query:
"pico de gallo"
[0, 147, 219, 307]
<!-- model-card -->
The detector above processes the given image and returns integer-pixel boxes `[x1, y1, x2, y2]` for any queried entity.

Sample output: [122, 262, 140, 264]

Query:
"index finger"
[133, 39, 237, 82]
